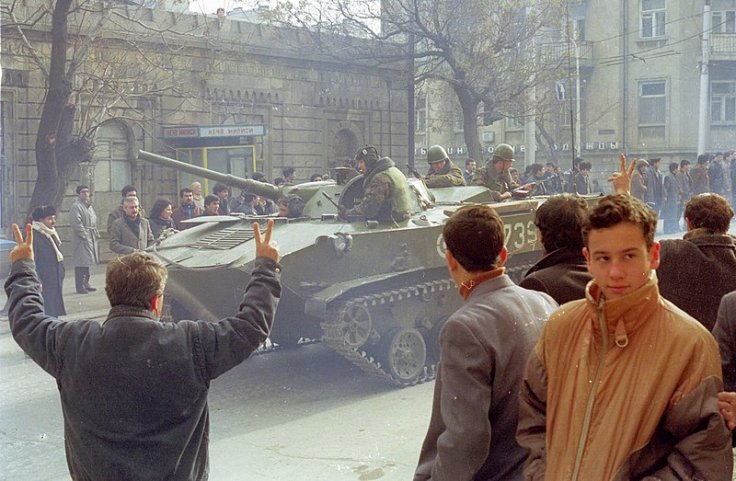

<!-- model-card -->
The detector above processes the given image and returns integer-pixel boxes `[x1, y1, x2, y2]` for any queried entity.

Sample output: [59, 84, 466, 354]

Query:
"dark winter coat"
[573, 172, 592, 195]
[32, 229, 66, 317]
[645, 166, 663, 211]
[519, 247, 592, 305]
[691, 164, 709, 195]
[658, 229, 736, 330]
[171, 203, 204, 230]
[148, 217, 176, 240]
[5, 257, 281, 481]
[709, 161, 725, 195]
[660, 171, 681, 222]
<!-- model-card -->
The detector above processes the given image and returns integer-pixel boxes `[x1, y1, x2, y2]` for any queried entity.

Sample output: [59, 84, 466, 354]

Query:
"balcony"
[539, 41, 593, 70]
[711, 34, 736, 61]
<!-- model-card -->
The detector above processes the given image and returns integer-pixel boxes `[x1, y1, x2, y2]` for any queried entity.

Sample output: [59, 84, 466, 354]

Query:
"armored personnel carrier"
[138, 150, 549, 386]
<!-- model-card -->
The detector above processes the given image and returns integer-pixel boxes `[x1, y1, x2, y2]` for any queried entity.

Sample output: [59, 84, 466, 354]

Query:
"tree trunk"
[536, 121, 559, 164]
[29, 0, 74, 215]
[452, 85, 481, 162]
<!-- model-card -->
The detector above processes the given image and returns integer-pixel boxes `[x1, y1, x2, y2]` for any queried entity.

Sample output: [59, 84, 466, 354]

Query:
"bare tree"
[271, 0, 568, 161]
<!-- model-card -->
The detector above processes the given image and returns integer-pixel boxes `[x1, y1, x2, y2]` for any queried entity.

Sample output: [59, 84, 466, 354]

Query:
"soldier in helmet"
[423, 145, 466, 188]
[340, 145, 412, 224]
[471, 143, 532, 201]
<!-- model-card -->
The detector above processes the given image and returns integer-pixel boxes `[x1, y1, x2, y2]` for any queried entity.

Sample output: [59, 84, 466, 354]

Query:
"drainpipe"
[697, 0, 712, 156]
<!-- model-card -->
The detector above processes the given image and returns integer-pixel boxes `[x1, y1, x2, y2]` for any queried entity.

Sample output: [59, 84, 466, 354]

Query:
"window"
[638, 81, 666, 125]
[641, 0, 666, 38]
[506, 117, 522, 130]
[176, 146, 255, 193]
[713, 10, 736, 34]
[575, 18, 586, 42]
[711, 81, 736, 123]
[93, 141, 131, 192]
[638, 80, 666, 143]
[415, 94, 426, 133]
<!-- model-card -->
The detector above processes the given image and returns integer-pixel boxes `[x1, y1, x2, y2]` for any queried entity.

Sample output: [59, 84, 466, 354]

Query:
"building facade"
[416, 0, 735, 184]
[1, 2, 409, 256]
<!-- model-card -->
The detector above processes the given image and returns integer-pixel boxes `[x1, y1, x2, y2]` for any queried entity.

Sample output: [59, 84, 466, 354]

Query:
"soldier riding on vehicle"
[339, 145, 411, 224]
[423, 145, 466, 188]
[471, 143, 532, 201]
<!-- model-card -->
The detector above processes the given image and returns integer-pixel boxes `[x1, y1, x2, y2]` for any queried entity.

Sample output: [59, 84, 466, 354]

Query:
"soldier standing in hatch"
[340, 145, 411, 223]
[423, 145, 466, 187]
[471, 143, 532, 201]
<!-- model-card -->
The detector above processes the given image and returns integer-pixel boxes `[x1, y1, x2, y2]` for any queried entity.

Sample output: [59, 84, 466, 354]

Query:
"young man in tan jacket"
[517, 157, 732, 480]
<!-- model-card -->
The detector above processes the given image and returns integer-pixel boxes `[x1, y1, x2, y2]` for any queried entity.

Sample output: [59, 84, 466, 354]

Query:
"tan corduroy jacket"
[517, 272, 733, 481]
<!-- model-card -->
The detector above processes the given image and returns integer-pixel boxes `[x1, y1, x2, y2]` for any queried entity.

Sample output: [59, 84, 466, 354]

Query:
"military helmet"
[492, 143, 515, 162]
[426, 145, 449, 164]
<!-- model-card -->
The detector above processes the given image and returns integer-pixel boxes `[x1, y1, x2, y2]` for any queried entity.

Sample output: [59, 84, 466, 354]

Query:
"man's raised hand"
[253, 219, 279, 263]
[10, 223, 34, 263]
[608, 153, 637, 195]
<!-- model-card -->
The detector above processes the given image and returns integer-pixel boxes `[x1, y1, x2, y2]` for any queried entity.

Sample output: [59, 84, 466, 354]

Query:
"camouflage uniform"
[346, 157, 411, 223]
[424, 160, 466, 188]
[471, 163, 518, 201]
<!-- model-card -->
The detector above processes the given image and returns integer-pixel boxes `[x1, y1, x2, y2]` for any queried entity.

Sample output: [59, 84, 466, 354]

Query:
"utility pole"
[697, 0, 712, 156]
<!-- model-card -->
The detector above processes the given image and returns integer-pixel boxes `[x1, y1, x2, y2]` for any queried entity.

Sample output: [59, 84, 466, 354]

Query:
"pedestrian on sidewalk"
[69, 185, 99, 294]
[31, 205, 66, 317]
[4, 219, 280, 481]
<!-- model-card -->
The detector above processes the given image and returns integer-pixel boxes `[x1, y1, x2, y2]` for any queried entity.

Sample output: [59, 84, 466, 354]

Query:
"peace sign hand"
[253, 219, 279, 263]
[10, 223, 34, 264]
[608, 153, 637, 195]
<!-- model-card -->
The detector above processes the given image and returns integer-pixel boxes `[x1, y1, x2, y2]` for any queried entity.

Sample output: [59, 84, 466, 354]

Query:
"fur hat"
[355, 145, 380, 169]
[32, 205, 56, 221]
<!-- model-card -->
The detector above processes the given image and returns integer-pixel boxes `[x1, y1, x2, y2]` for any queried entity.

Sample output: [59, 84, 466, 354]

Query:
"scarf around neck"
[32, 221, 64, 262]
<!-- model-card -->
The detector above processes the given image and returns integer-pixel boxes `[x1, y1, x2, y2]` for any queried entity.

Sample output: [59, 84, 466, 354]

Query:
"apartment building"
[416, 0, 736, 176]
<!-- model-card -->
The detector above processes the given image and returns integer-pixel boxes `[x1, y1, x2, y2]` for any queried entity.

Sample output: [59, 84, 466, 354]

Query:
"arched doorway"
[92, 120, 134, 233]
[332, 128, 359, 168]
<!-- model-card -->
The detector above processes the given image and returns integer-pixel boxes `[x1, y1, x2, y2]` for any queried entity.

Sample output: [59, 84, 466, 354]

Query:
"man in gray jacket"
[69, 184, 99, 294]
[413, 205, 557, 481]
[4, 219, 280, 481]
[109, 196, 154, 255]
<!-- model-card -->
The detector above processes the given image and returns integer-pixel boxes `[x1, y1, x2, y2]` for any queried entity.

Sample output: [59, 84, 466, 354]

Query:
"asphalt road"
[0, 332, 435, 481]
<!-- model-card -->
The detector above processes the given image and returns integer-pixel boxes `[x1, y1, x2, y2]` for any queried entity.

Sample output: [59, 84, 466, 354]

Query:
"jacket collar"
[525, 246, 586, 275]
[363, 156, 395, 186]
[464, 270, 514, 300]
[585, 270, 660, 347]
[104, 305, 160, 324]
[683, 227, 736, 245]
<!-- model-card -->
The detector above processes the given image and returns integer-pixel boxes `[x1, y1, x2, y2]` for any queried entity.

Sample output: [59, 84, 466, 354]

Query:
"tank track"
[320, 263, 532, 387]
[321, 279, 455, 387]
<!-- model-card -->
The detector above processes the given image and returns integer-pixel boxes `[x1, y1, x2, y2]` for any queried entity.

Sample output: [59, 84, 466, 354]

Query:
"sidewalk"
[0, 263, 111, 334]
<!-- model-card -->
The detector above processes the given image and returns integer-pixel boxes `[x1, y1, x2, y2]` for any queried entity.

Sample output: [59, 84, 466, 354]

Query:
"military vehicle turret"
[138, 150, 548, 386]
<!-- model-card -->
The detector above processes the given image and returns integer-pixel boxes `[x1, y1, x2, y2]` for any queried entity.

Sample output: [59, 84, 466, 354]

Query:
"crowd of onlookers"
[23, 165, 327, 315]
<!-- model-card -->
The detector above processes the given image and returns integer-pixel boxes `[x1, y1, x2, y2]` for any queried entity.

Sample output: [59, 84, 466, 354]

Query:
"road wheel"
[379, 327, 426, 386]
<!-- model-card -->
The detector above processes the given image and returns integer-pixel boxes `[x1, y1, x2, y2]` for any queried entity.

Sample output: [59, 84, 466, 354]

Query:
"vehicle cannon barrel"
[137, 150, 281, 200]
